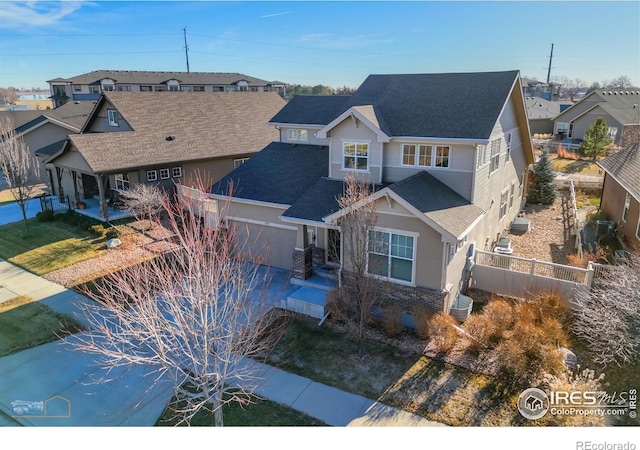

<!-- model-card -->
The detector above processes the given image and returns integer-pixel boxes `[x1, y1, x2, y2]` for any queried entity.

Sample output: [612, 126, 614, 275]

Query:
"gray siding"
[24, 122, 75, 181]
[86, 102, 133, 133]
[571, 106, 623, 142]
[328, 118, 383, 183]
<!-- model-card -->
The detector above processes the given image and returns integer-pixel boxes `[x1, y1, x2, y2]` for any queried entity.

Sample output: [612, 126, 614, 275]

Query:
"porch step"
[286, 286, 328, 319]
[290, 273, 337, 292]
[314, 265, 339, 281]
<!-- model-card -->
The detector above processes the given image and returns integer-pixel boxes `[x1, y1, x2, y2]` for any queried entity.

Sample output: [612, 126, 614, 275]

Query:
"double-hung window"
[402, 144, 433, 167]
[435, 146, 450, 167]
[343, 142, 369, 171]
[477, 144, 488, 168]
[505, 133, 512, 162]
[490, 138, 501, 173]
[509, 182, 515, 210]
[107, 109, 119, 127]
[499, 189, 509, 220]
[367, 230, 415, 283]
[623, 193, 631, 222]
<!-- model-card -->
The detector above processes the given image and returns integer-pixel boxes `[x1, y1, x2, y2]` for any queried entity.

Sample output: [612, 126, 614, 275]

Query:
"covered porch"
[71, 195, 132, 222]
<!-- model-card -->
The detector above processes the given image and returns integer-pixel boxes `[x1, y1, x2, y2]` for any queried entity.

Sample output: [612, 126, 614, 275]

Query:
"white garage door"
[229, 220, 297, 270]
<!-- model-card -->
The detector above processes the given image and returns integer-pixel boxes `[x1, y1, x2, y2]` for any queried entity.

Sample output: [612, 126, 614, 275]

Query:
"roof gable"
[317, 105, 390, 142]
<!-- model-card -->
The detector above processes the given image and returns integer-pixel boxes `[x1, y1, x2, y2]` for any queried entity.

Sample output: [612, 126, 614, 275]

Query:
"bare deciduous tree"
[0, 117, 41, 234]
[74, 184, 285, 426]
[572, 254, 640, 367]
[120, 183, 164, 228]
[331, 172, 382, 357]
[0, 87, 19, 105]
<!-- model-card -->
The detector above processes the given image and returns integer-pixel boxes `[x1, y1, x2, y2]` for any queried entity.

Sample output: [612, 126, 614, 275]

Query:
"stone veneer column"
[311, 245, 325, 267]
[292, 247, 313, 280]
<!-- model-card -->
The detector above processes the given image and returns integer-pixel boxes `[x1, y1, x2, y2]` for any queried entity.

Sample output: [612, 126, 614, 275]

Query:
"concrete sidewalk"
[0, 259, 443, 427]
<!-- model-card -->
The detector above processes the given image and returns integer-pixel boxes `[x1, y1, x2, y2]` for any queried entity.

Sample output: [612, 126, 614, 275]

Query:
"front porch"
[72, 196, 132, 222]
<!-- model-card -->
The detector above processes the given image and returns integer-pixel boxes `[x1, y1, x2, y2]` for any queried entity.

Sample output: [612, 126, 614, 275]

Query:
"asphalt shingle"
[598, 142, 640, 201]
[270, 95, 351, 125]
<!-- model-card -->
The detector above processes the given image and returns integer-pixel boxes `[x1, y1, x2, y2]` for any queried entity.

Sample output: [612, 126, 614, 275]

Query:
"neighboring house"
[521, 78, 561, 101]
[525, 97, 573, 136]
[48, 70, 287, 107]
[210, 70, 534, 314]
[597, 142, 640, 251]
[553, 90, 640, 146]
[42, 91, 285, 220]
[1, 101, 94, 184]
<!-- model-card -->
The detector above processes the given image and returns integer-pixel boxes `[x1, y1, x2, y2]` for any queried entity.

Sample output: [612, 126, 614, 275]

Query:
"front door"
[327, 228, 341, 265]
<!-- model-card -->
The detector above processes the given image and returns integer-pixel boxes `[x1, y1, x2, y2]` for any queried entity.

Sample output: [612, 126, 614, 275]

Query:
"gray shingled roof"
[44, 100, 96, 129]
[340, 71, 520, 139]
[0, 110, 44, 132]
[525, 97, 569, 120]
[598, 142, 640, 201]
[212, 142, 329, 205]
[48, 70, 278, 86]
[389, 171, 485, 238]
[65, 91, 285, 173]
[34, 139, 67, 157]
[269, 95, 351, 125]
[556, 91, 640, 125]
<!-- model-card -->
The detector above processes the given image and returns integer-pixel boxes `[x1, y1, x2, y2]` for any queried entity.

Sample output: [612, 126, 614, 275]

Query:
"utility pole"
[183, 27, 190, 73]
[546, 43, 554, 84]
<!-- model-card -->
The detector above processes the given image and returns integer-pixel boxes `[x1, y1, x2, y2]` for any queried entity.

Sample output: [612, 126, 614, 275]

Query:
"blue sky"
[0, 1, 638, 90]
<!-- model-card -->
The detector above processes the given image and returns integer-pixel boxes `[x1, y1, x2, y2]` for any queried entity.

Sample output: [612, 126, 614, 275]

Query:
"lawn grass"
[0, 219, 106, 275]
[156, 395, 326, 427]
[0, 295, 85, 356]
[267, 317, 521, 426]
[550, 156, 604, 176]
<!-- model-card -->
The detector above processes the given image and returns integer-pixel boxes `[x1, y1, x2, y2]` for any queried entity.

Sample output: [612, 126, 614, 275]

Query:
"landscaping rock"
[107, 238, 122, 249]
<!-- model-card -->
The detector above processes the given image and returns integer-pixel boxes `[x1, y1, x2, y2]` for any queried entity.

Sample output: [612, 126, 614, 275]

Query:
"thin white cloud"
[0, 0, 86, 29]
[296, 33, 395, 50]
[260, 11, 292, 19]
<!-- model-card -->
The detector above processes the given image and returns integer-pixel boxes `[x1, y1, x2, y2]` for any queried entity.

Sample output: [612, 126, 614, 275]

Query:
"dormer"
[99, 78, 116, 92]
[163, 78, 181, 91]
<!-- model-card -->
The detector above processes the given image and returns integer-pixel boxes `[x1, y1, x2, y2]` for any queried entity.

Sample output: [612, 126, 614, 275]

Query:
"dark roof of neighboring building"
[212, 142, 329, 205]
[0, 110, 43, 131]
[389, 171, 485, 238]
[64, 91, 285, 173]
[45, 100, 96, 129]
[34, 139, 67, 157]
[270, 95, 351, 125]
[598, 142, 640, 201]
[47, 70, 280, 86]
[524, 97, 572, 120]
[338, 70, 520, 139]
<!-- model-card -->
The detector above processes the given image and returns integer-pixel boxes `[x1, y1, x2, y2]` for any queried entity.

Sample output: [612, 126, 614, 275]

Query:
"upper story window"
[160, 168, 170, 179]
[53, 85, 67, 96]
[116, 85, 132, 92]
[402, 144, 448, 168]
[168, 86, 180, 92]
[107, 109, 119, 127]
[234, 158, 249, 169]
[193, 86, 205, 92]
[172, 167, 182, 178]
[509, 182, 515, 209]
[225, 86, 236, 92]
[477, 144, 488, 168]
[154, 86, 167, 92]
[505, 132, 512, 162]
[90, 86, 100, 95]
[101, 85, 115, 92]
[623, 192, 631, 222]
[287, 129, 308, 142]
[73, 85, 82, 92]
[180, 86, 192, 92]
[343, 142, 369, 171]
[140, 85, 153, 92]
[147, 170, 158, 182]
[490, 138, 501, 173]
[367, 230, 415, 283]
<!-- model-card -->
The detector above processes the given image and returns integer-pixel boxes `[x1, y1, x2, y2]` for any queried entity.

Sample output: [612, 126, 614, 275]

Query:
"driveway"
[0, 198, 41, 226]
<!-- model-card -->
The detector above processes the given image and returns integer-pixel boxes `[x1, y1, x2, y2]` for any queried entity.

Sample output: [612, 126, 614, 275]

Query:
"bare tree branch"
[73, 183, 285, 426]
[0, 117, 41, 234]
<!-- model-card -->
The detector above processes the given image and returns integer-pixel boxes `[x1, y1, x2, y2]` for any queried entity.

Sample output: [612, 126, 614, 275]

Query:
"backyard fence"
[40, 195, 70, 214]
[569, 181, 583, 259]
[472, 250, 620, 305]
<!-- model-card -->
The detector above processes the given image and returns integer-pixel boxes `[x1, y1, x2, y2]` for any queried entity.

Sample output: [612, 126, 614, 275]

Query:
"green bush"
[36, 209, 55, 222]
[105, 227, 120, 240]
[88, 224, 105, 238]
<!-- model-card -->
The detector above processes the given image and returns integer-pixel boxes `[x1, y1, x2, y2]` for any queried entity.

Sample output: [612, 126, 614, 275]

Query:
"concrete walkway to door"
[0, 259, 443, 427]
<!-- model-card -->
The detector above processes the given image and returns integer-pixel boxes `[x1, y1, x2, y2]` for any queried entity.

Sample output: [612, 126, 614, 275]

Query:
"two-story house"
[209, 71, 534, 314]
[43, 91, 285, 220]
[553, 90, 640, 146]
[48, 70, 287, 107]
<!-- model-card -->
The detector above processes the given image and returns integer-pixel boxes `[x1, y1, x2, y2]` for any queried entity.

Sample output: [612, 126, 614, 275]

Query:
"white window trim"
[234, 158, 250, 169]
[509, 181, 516, 210]
[499, 188, 509, 220]
[342, 141, 370, 172]
[490, 138, 501, 173]
[107, 109, 118, 127]
[505, 132, 512, 162]
[160, 168, 170, 180]
[115, 173, 129, 190]
[434, 145, 450, 168]
[366, 226, 418, 286]
[287, 129, 308, 142]
[477, 144, 489, 168]
[146, 170, 158, 182]
[172, 167, 182, 178]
